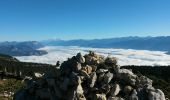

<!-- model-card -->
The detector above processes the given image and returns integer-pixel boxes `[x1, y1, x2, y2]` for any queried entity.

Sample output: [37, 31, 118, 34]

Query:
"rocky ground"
[14, 51, 167, 100]
[0, 79, 24, 100]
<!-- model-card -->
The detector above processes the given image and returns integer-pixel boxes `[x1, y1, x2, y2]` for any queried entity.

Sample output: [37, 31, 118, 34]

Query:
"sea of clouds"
[16, 46, 170, 66]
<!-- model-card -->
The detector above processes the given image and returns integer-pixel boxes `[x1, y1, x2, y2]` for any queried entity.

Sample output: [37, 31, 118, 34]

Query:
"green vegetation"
[0, 53, 19, 62]
[0, 79, 24, 100]
[0, 54, 14, 59]
[0, 54, 55, 78]
[0, 79, 24, 93]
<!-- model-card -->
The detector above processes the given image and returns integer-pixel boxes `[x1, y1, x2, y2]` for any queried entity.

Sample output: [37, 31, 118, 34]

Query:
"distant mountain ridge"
[43, 36, 170, 52]
[0, 41, 47, 56]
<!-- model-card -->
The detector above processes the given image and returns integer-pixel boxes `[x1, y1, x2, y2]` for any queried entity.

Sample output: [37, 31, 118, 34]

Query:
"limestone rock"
[74, 62, 82, 71]
[94, 93, 107, 100]
[109, 84, 121, 96]
[116, 68, 137, 86]
[89, 72, 97, 88]
[105, 57, 117, 67]
[124, 85, 133, 95]
[108, 97, 124, 100]
[148, 89, 166, 100]
[76, 53, 85, 63]
[79, 70, 90, 79]
[34, 72, 43, 78]
[96, 69, 108, 74]
[130, 89, 138, 100]
[76, 77, 86, 100]
[98, 72, 105, 83]
[101, 84, 111, 94]
[84, 51, 102, 65]
[82, 65, 93, 74]
[103, 71, 113, 84]
[136, 76, 153, 87]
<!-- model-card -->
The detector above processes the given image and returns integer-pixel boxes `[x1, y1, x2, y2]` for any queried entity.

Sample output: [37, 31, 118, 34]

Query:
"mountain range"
[0, 41, 47, 56]
[42, 36, 170, 53]
[1, 36, 170, 57]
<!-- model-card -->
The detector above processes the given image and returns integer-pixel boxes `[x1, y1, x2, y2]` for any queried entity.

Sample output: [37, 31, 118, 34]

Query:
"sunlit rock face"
[16, 46, 170, 66]
[14, 52, 167, 100]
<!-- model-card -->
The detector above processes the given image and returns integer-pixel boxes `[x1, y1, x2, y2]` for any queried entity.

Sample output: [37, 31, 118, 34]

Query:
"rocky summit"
[14, 51, 167, 100]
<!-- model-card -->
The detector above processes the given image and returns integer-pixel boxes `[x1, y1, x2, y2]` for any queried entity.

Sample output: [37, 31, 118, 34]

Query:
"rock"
[96, 69, 108, 74]
[116, 68, 137, 86]
[98, 72, 105, 83]
[3, 92, 9, 98]
[82, 65, 93, 74]
[109, 84, 121, 96]
[91, 65, 98, 72]
[89, 72, 97, 88]
[66, 76, 86, 100]
[22, 77, 35, 90]
[76, 53, 85, 63]
[105, 57, 117, 67]
[101, 84, 111, 94]
[108, 96, 124, 100]
[85, 56, 98, 65]
[103, 71, 113, 84]
[22, 76, 32, 83]
[75, 77, 86, 100]
[79, 70, 90, 79]
[94, 93, 107, 100]
[130, 89, 138, 100]
[44, 68, 60, 79]
[56, 61, 60, 67]
[148, 89, 166, 100]
[136, 76, 153, 87]
[34, 72, 43, 78]
[136, 87, 148, 100]
[60, 60, 72, 75]
[60, 77, 70, 91]
[84, 51, 102, 65]
[69, 72, 79, 84]
[74, 62, 82, 71]
[89, 51, 96, 56]
[124, 86, 133, 95]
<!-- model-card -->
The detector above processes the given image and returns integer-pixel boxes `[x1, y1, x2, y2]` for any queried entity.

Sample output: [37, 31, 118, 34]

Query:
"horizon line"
[0, 35, 170, 42]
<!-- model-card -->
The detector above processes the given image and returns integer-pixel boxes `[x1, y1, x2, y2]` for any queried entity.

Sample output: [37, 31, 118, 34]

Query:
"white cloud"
[15, 46, 170, 66]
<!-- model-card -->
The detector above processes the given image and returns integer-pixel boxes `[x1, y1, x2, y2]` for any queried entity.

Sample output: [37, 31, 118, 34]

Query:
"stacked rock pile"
[14, 51, 166, 100]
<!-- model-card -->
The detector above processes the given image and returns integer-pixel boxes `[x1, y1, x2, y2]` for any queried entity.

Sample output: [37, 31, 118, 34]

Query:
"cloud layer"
[16, 46, 170, 66]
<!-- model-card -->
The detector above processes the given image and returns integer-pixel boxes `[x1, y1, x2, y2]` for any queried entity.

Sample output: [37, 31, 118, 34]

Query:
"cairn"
[14, 51, 166, 100]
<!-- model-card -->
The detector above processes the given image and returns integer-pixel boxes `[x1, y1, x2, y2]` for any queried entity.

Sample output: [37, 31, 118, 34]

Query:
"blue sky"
[0, 0, 170, 41]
